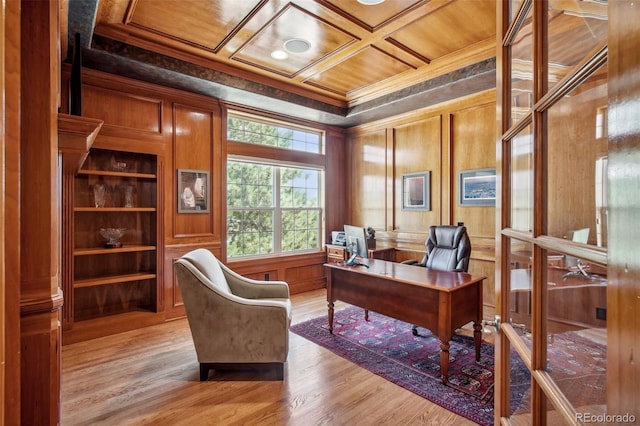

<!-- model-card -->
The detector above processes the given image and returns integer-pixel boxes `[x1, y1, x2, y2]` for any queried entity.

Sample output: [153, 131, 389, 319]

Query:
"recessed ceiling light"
[357, 0, 385, 5]
[283, 38, 311, 54]
[271, 50, 289, 60]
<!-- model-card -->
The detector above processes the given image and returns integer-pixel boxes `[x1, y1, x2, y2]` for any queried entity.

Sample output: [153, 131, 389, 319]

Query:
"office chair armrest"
[401, 259, 425, 267]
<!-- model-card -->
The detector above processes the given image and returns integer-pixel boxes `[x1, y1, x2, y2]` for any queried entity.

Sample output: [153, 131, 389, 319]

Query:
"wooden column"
[20, 1, 62, 424]
[2, 0, 22, 424]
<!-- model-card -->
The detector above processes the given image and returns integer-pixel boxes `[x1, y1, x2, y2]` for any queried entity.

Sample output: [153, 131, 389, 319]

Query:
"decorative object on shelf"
[121, 181, 136, 208]
[99, 227, 127, 248]
[92, 181, 107, 208]
[366, 226, 376, 249]
[402, 171, 431, 211]
[110, 154, 130, 172]
[178, 169, 209, 213]
[459, 168, 496, 206]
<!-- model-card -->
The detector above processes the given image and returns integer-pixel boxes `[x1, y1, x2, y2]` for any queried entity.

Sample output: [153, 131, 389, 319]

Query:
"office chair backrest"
[425, 225, 471, 272]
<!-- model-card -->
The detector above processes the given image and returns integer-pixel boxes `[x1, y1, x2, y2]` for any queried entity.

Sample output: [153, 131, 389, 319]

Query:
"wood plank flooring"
[61, 289, 479, 425]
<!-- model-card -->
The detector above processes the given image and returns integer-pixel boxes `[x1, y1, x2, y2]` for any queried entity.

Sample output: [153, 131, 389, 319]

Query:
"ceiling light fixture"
[271, 50, 289, 60]
[283, 38, 311, 54]
[357, 0, 385, 5]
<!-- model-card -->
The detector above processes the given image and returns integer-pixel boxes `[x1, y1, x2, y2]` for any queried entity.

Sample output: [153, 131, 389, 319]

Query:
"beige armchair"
[174, 248, 292, 380]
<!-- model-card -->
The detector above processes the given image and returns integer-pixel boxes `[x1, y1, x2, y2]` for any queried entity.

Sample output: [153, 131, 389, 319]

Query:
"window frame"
[225, 110, 326, 259]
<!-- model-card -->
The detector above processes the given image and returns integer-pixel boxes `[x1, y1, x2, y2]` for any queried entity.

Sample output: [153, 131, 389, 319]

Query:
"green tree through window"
[227, 114, 323, 257]
[228, 116, 321, 153]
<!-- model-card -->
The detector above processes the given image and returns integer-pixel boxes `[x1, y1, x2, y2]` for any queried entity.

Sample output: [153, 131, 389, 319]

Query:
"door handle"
[482, 315, 532, 336]
[481, 315, 501, 333]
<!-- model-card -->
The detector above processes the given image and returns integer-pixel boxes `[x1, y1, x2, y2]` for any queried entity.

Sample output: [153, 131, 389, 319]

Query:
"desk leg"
[473, 321, 482, 361]
[328, 301, 334, 334]
[440, 341, 450, 384]
[364, 309, 369, 321]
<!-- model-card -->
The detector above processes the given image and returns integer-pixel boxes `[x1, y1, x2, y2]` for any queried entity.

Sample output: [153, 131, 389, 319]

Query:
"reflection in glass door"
[496, 0, 608, 423]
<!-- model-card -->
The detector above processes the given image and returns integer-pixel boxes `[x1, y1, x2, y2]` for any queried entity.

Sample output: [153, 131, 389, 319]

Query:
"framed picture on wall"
[178, 169, 209, 213]
[402, 171, 430, 211]
[459, 168, 496, 206]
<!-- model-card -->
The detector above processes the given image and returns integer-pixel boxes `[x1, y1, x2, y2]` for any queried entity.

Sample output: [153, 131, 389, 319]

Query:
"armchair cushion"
[180, 248, 231, 293]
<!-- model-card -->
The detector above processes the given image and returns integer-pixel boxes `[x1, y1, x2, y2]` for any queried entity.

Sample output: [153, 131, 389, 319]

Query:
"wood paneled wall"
[71, 68, 347, 322]
[347, 91, 497, 306]
[172, 104, 219, 239]
[69, 68, 500, 320]
[393, 116, 443, 230]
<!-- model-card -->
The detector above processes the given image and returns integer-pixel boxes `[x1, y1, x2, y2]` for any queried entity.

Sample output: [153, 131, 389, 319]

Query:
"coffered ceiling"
[66, 0, 499, 126]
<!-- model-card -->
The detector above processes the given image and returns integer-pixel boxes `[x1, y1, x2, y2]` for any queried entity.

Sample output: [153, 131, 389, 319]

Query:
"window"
[227, 114, 322, 154]
[227, 160, 322, 257]
[226, 112, 325, 258]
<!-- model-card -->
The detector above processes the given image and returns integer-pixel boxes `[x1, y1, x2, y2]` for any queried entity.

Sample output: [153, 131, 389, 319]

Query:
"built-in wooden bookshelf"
[62, 148, 163, 343]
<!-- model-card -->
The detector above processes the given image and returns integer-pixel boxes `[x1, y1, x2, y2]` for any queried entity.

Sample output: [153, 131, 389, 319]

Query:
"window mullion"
[273, 167, 282, 253]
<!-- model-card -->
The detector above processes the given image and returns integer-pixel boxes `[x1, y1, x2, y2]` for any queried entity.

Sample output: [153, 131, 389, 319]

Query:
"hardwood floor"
[61, 289, 479, 425]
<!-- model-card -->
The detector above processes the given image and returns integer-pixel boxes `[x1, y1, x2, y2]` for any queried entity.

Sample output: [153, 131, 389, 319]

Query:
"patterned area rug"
[291, 306, 530, 426]
[513, 330, 607, 414]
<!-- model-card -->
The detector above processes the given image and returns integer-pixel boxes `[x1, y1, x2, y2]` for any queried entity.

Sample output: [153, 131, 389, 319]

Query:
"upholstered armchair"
[174, 248, 292, 380]
[403, 225, 472, 335]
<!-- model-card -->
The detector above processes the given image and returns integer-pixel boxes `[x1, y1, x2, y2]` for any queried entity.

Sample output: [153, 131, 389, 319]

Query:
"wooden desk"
[325, 259, 486, 384]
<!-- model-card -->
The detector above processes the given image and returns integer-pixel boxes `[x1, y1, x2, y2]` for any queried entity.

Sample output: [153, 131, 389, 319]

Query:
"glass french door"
[496, 0, 608, 424]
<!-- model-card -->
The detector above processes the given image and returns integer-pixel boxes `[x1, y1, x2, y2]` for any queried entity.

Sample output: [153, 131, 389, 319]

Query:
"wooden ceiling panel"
[87, 0, 499, 108]
[305, 46, 414, 96]
[127, 0, 264, 52]
[317, 0, 428, 31]
[388, 0, 496, 61]
[231, 4, 358, 77]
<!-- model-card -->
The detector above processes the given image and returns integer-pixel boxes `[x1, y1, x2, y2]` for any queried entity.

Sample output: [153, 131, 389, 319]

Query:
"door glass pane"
[547, 64, 608, 247]
[510, 0, 525, 22]
[546, 251, 607, 420]
[547, 0, 608, 88]
[510, 125, 534, 232]
[509, 241, 533, 346]
[510, 7, 533, 126]
[509, 347, 532, 423]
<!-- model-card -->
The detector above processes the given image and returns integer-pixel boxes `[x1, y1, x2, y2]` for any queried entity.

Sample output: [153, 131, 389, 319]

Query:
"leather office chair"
[403, 225, 472, 335]
[174, 248, 292, 380]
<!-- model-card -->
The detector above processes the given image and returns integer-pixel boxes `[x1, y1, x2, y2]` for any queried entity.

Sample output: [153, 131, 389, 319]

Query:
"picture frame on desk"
[178, 169, 209, 213]
[459, 168, 496, 206]
[402, 171, 430, 211]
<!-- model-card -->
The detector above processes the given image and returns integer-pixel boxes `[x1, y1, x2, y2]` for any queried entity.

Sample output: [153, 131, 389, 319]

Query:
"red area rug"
[291, 306, 530, 426]
[514, 331, 607, 414]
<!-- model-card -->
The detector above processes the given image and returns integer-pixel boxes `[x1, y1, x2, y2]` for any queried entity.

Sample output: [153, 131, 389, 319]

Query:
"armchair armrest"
[221, 262, 290, 299]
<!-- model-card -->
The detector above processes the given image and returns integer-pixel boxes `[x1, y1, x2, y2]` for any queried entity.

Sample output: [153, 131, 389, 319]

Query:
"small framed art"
[178, 169, 209, 213]
[402, 171, 430, 211]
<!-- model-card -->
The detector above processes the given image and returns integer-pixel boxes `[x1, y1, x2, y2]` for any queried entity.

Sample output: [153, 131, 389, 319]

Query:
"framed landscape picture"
[178, 169, 209, 213]
[459, 168, 496, 206]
